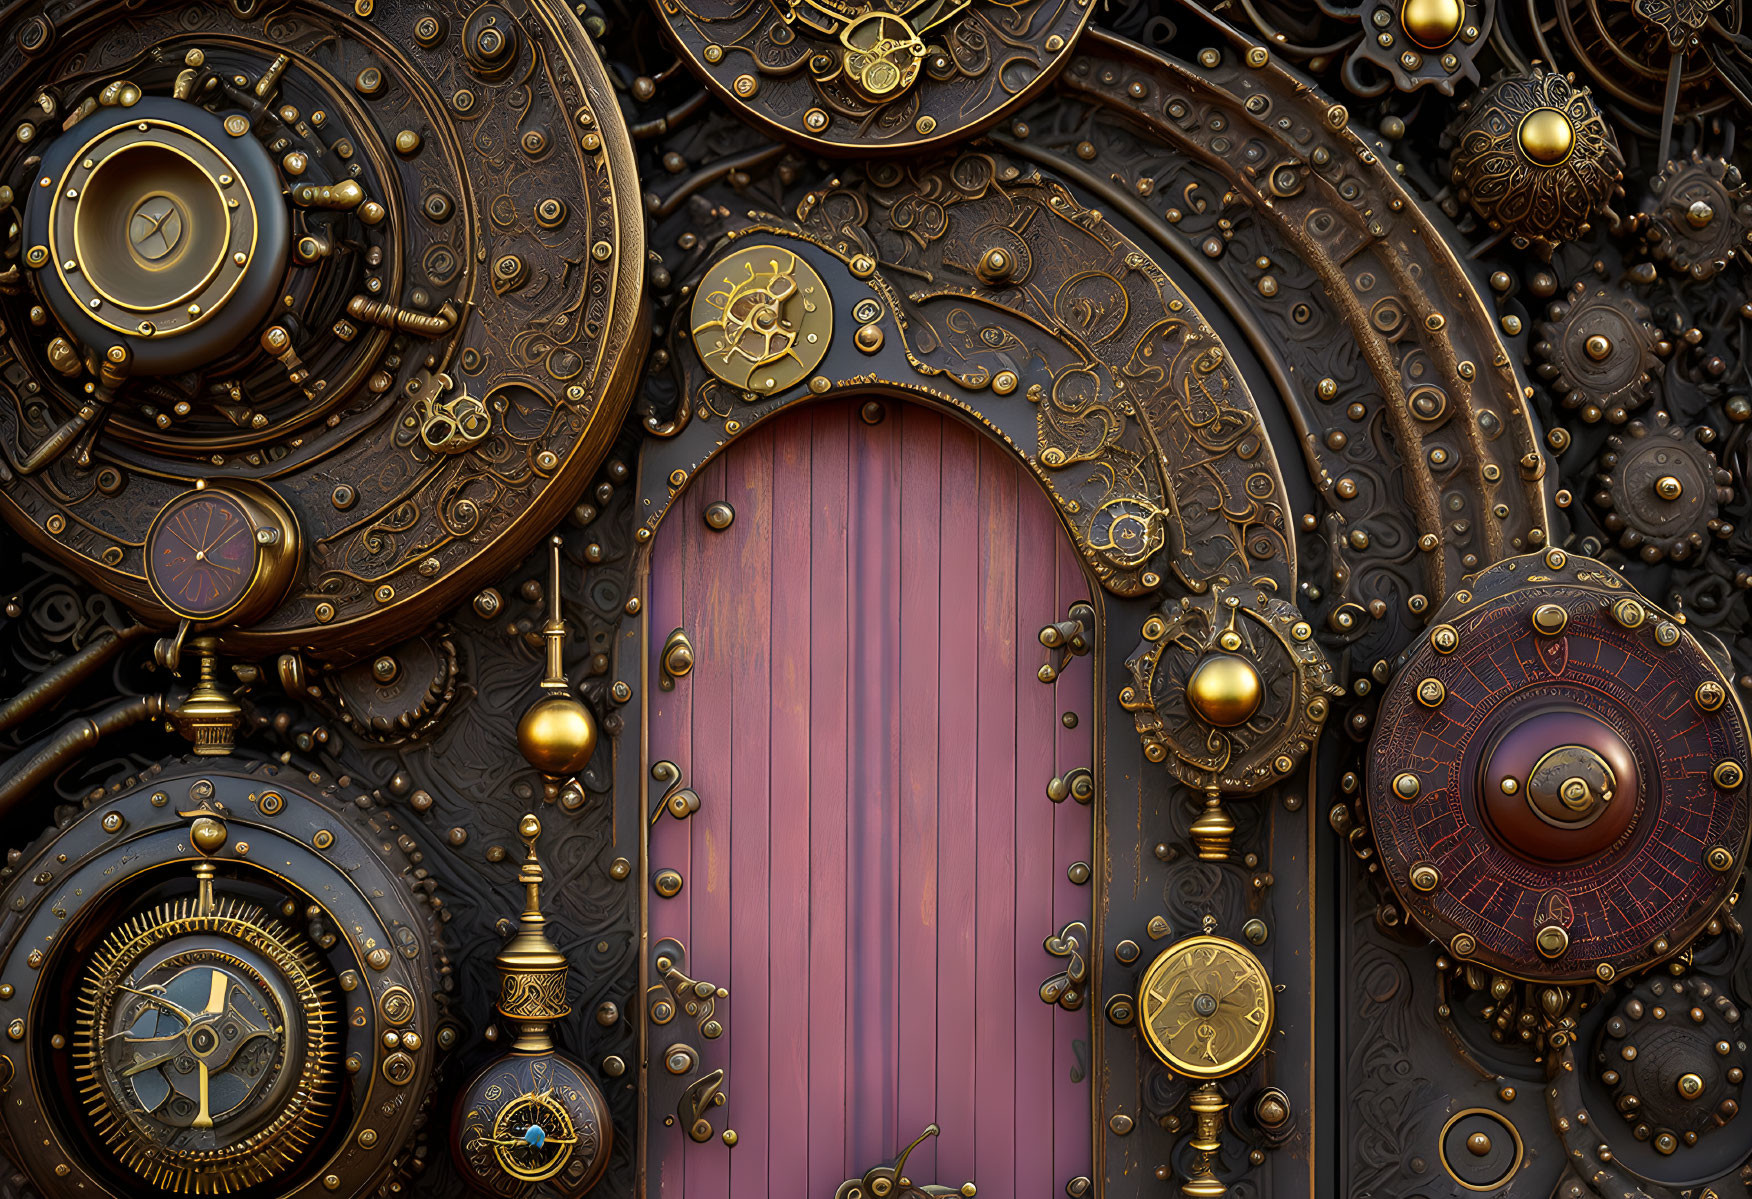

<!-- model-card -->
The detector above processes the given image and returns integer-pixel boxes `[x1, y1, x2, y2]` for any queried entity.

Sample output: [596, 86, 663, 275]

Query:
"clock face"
[146, 490, 262, 621]
[1137, 935, 1273, 1079]
[489, 1093, 576, 1182]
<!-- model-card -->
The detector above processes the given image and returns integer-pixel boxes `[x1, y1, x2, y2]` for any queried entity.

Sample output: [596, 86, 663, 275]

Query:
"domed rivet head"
[1517, 108, 1575, 165]
[704, 501, 735, 531]
[1416, 678, 1445, 707]
[1687, 200, 1715, 228]
[1612, 598, 1646, 628]
[1655, 622, 1681, 646]
[609, 856, 631, 880]
[1597, 962, 1617, 983]
[1108, 1113, 1134, 1135]
[101, 812, 123, 833]
[1654, 475, 1684, 501]
[1450, 933, 1476, 957]
[1409, 863, 1440, 892]
[654, 868, 684, 898]
[1531, 604, 1568, 635]
[1707, 846, 1735, 872]
[854, 323, 884, 353]
[1654, 1131, 1678, 1155]
[1544, 548, 1567, 570]
[1431, 624, 1459, 653]
[1584, 333, 1613, 361]
[1242, 919, 1268, 945]
[1676, 1072, 1705, 1100]
[189, 816, 227, 855]
[366, 947, 391, 970]
[1466, 1131, 1492, 1156]
[1393, 772, 1421, 800]
[1499, 776, 1519, 795]
[1536, 924, 1569, 959]
[1186, 654, 1264, 727]
[1714, 761, 1744, 789]
[1696, 681, 1727, 712]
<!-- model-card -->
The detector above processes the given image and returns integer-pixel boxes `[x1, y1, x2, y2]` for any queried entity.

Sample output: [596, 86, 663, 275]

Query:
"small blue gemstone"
[524, 1124, 546, 1149]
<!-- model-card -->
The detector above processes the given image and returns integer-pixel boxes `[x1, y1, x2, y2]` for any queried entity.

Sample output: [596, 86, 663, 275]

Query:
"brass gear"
[73, 896, 338, 1194]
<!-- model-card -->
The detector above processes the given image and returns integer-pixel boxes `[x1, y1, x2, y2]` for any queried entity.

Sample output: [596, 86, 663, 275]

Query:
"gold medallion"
[1136, 935, 1273, 1079]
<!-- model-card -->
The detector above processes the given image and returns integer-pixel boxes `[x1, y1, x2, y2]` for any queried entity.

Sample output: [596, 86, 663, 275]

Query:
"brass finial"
[495, 812, 571, 1052]
[516, 538, 597, 778]
[172, 636, 241, 755]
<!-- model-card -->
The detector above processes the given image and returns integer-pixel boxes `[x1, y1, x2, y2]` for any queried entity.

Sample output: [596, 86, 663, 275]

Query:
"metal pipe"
[0, 623, 152, 735]
[0, 694, 168, 815]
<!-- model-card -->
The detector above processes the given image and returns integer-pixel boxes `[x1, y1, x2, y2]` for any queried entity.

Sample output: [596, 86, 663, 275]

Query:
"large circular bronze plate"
[0, 0, 645, 659]
[652, 0, 1094, 152]
[1367, 552, 1752, 984]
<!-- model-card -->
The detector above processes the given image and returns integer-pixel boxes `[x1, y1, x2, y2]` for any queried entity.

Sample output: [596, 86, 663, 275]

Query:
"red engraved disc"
[1367, 551, 1751, 984]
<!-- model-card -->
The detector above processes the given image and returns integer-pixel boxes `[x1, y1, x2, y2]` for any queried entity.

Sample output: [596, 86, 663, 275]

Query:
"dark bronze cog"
[1643, 153, 1752, 280]
[1593, 412, 1735, 562]
[1596, 975, 1746, 1159]
[1533, 280, 1665, 424]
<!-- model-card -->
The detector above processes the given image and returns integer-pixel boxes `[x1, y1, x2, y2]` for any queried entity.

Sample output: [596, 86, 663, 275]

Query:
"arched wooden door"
[645, 398, 1094, 1198]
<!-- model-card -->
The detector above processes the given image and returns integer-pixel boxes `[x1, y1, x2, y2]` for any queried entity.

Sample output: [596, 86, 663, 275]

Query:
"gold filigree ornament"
[839, 13, 926, 102]
[73, 893, 338, 1194]
[690, 244, 831, 395]
[1448, 67, 1624, 255]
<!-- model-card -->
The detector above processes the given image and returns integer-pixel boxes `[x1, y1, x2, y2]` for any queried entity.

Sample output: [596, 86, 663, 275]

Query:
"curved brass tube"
[0, 624, 152, 735]
[0, 694, 168, 816]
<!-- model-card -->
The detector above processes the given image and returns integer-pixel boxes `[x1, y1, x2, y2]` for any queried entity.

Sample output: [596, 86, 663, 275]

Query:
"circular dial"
[489, 1093, 578, 1181]
[144, 483, 297, 624]
[1367, 551, 1752, 983]
[75, 899, 335, 1191]
[690, 245, 832, 395]
[1136, 935, 1273, 1079]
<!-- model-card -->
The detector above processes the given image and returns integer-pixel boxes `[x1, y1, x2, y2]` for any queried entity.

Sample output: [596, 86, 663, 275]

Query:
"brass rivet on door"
[653, 869, 684, 898]
[609, 856, 631, 880]
[1067, 861, 1091, 885]
[704, 501, 735, 531]
[861, 401, 886, 425]
[1108, 1113, 1133, 1135]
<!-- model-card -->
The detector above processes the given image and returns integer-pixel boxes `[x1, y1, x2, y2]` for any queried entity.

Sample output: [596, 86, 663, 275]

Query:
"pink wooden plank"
[687, 454, 735, 1199]
[806, 406, 853, 1197]
[973, 435, 1020, 1196]
[895, 406, 943, 1182]
[1013, 460, 1061, 1190]
[649, 469, 701, 1199]
[932, 417, 982, 1188]
[846, 407, 903, 1167]
[765, 416, 815, 1188]
[726, 429, 774, 1199]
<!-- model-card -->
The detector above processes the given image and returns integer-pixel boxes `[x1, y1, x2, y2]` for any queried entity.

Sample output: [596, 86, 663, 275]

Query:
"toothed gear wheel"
[1593, 412, 1734, 562]
[1645, 153, 1752, 281]
[1533, 280, 1664, 424]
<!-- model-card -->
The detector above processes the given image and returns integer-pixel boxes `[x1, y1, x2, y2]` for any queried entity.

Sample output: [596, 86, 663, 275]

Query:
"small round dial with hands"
[1136, 934, 1274, 1078]
[143, 482, 299, 626]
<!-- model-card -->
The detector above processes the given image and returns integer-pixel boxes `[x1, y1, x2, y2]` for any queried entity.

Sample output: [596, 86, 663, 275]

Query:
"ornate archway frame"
[610, 15, 1548, 1197]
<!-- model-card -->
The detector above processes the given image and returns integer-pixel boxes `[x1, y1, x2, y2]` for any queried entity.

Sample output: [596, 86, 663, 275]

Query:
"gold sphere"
[1401, 0, 1463, 49]
[1517, 108, 1576, 166]
[517, 693, 598, 775]
[1185, 653, 1264, 728]
[518, 813, 542, 841]
[1654, 474, 1684, 501]
[189, 816, 227, 855]
[1466, 1131, 1493, 1157]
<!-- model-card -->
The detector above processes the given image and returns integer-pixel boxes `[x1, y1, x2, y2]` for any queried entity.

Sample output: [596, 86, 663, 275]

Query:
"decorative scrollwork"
[1040, 920, 1090, 1010]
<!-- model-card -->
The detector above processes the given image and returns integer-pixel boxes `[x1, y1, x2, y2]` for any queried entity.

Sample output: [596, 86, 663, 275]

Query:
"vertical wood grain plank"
[932, 416, 981, 1187]
[973, 434, 1019, 1196]
[895, 406, 943, 1182]
[727, 427, 774, 1199]
[765, 412, 815, 1188]
[806, 405, 853, 1197]
[846, 406, 903, 1167]
[1013, 462, 1060, 1191]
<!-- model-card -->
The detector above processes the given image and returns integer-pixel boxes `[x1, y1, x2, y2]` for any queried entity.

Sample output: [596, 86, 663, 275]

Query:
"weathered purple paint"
[648, 400, 1092, 1198]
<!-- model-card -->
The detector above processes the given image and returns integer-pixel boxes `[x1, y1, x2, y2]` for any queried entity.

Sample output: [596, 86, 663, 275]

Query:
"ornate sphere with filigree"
[1644, 153, 1752, 280]
[1593, 412, 1734, 562]
[1449, 68, 1624, 252]
[454, 1052, 613, 1198]
[1533, 281, 1663, 423]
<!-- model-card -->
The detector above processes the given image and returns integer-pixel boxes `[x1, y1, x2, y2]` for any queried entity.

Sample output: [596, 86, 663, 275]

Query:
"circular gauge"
[0, 762, 448, 1199]
[1136, 934, 1274, 1079]
[144, 482, 298, 624]
[1367, 551, 1752, 983]
[76, 901, 334, 1190]
[690, 244, 832, 395]
[491, 1093, 578, 1181]
[455, 1052, 612, 1197]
